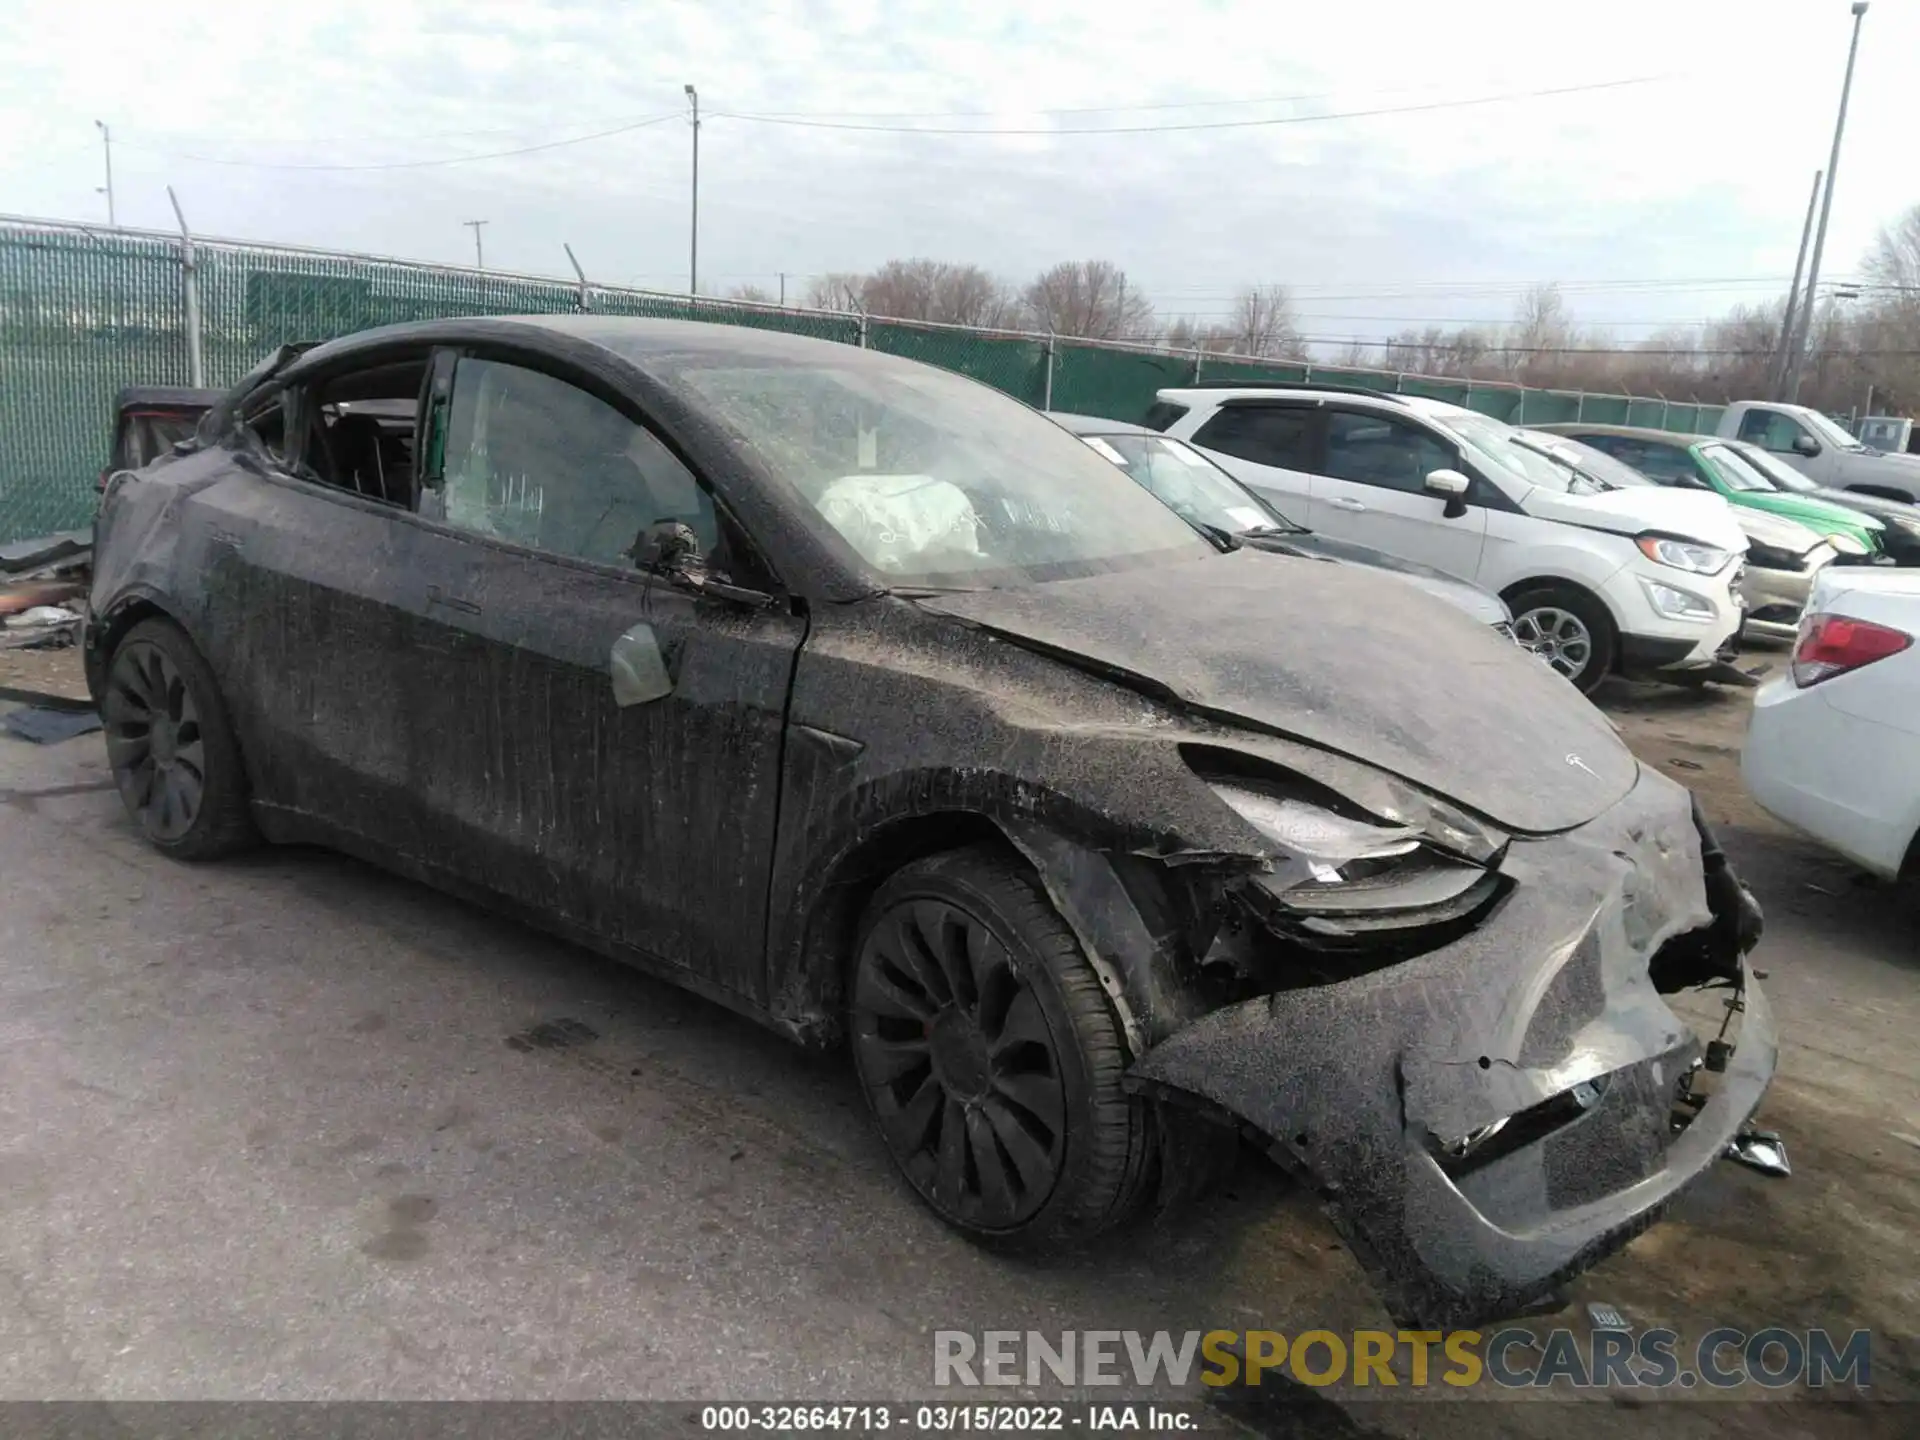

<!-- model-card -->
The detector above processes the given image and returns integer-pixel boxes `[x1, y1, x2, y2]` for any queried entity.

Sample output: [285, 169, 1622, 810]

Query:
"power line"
[710, 76, 1665, 136]
[122, 113, 681, 171]
[723, 76, 1543, 120]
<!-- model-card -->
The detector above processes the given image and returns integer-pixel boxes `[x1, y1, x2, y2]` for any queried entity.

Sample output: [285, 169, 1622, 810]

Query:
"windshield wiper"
[890, 583, 986, 597]
[1238, 522, 1309, 538]
[1194, 521, 1243, 552]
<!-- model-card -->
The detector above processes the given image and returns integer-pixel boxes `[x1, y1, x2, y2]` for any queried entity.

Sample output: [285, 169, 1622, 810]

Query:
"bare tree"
[724, 283, 776, 304]
[1163, 316, 1200, 352]
[805, 272, 868, 312]
[1331, 338, 1374, 369]
[1021, 260, 1155, 340]
[859, 259, 1017, 327]
[1224, 284, 1306, 359]
[1382, 324, 1494, 377]
[1502, 283, 1577, 379]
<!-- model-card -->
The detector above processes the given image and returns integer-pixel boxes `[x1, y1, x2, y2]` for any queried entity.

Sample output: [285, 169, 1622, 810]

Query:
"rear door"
[181, 349, 444, 849]
[1181, 404, 1318, 527]
[411, 349, 806, 1000]
[1307, 408, 1487, 580]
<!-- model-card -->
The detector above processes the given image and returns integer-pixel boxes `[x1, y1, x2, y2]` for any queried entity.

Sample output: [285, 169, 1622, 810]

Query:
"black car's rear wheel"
[103, 618, 256, 860]
[850, 845, 1153, 1246]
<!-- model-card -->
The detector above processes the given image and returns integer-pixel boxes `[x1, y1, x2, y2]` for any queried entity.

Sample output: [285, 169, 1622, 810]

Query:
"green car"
[1535, 423, 1886, 555]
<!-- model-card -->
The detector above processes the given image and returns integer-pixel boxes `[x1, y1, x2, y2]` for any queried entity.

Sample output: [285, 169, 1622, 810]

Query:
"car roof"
[1153, 385, 1488, 426]
[286, 314, 928, 380]
[1048, 412, 1154, 436]
[1533, 422, 1715, 445]
[1156, 384, 1406, 408]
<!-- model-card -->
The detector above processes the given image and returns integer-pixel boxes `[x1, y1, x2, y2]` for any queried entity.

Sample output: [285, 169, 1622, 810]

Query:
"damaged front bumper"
[1129, 770, 1777, 1329]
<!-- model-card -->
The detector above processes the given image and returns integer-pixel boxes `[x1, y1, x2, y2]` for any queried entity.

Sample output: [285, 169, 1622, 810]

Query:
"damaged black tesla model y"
[87, 317, 1773, 1327]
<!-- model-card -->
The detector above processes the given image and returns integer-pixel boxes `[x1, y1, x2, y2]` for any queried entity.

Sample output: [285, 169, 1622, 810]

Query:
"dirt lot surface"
[0, 645, 1914, 1436]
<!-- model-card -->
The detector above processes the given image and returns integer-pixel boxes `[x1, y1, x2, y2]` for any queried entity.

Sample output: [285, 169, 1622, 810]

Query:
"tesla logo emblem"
[1566, 753, 1599, 778]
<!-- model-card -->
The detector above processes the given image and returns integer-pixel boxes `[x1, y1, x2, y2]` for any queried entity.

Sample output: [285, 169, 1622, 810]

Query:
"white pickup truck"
[1718, 400, 1920, 504]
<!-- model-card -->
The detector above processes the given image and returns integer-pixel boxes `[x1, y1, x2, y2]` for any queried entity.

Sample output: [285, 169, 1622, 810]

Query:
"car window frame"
[1190, 401, 1324, 473]
[1578, 433, 1702, 489]
[1739, 406, 1813, 453]
[1319, 405, 1465, 497]
[275, 342, 435, 511]
[416, 342, 790, 596]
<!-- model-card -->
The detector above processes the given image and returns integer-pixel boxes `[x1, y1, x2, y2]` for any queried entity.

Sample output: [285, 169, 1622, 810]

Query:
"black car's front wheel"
[850, 845, 1154, 1247]
[102, 617, 257, 860]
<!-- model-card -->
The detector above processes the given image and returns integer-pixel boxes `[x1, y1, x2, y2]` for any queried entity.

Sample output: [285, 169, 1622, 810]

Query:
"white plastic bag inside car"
[814, 474, 984, 574]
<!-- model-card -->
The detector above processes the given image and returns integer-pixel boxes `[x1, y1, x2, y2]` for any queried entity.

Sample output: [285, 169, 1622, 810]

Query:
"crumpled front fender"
[1128, 768, 1776, 1328]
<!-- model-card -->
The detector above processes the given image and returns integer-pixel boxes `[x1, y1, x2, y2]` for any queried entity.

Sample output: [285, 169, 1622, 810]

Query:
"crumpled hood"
[919, 549, 1636, 834]
[1521, 485, 1746, 550]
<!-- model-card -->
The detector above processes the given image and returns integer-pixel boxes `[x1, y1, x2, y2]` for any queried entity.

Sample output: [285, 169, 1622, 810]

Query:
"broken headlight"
[1211, 785, 1419, 884]
[1209, 781, 1507, 953]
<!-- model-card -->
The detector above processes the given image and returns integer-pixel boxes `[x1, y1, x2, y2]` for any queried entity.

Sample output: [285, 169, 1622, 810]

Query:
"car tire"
[1507, 584, 1617, 695]
[101, 617, 257, 860]
[849, 843, 1155, 1249]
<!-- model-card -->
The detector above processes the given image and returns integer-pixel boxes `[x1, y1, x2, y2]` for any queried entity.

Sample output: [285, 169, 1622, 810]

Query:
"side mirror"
[1424, 468, 1471, 520]
[1792, 434, 1820, 458]
[628, 519, 704, 576]
[625, 519, 774, 609]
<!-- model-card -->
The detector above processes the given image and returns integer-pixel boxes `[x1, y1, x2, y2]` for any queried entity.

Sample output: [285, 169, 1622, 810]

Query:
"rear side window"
[1580, 434, 1697, 486]
[1139, 400, 1190, 432]
[1191, 406, 1315, 469]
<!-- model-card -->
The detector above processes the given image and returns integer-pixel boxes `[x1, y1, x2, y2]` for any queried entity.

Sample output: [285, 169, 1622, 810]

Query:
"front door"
[1307, 409, 1488, 582]
[412, 351, 806, 999]
[1735, 406, 1836, 485]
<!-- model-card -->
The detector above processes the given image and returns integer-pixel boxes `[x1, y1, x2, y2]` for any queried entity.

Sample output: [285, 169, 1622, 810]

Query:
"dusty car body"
[86, 317, 1773, 1328]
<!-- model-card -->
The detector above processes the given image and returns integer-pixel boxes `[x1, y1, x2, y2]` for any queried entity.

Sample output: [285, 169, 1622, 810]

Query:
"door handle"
[1327, 497, 1368, 513]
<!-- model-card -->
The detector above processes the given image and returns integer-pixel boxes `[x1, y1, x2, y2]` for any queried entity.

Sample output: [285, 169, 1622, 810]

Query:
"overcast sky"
[6, 0, 1918, 348]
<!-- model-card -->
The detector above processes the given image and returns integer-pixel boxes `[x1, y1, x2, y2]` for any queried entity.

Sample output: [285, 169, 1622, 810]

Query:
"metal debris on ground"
[0, 605, 83, 651]
[0, 582, 84, 617]
[1724, 1126, 1791, 1177]
[0, 530, 90, 575]
[1, 705, 104, 745]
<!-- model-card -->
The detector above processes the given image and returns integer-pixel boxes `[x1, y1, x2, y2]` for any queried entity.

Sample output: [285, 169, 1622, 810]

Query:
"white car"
[1743, 568, 1920, 879]
[1148, 385, 1748, 693]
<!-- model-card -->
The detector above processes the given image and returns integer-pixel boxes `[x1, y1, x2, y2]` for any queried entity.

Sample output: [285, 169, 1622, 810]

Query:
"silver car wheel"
[1512, 605, 1594, 681]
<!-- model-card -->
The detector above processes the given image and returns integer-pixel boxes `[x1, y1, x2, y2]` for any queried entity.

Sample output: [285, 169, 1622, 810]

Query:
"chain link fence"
[0, 215, 1725, 544]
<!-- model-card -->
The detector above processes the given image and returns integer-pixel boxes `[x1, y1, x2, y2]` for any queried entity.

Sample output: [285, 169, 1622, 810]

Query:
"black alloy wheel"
[102, 618, 256, 859]
[850, 846, 1154, 1245]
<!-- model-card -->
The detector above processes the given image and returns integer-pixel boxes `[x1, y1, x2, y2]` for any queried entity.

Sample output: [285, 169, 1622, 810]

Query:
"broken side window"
[435, 357, 758, 580]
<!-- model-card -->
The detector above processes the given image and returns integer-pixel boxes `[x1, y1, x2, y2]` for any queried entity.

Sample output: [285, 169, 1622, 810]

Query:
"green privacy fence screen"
[0, 216, 1727, 544]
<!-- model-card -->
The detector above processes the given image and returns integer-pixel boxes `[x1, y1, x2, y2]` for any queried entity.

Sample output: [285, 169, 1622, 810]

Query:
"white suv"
[1148, 385, 1748, 693]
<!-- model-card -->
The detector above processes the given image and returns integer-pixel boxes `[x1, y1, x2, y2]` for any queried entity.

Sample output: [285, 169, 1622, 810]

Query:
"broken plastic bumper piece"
[1129, 775, 1778, 1329]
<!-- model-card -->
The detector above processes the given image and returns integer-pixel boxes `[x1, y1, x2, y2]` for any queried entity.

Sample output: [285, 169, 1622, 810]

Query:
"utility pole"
[1771, 169, 1822, 399]
[1786, 1, 1871, 403]
[462, 219, 488, 270]
[684, 84, 700, 297]
[778, 271, 786, 306]
[94, 120, 115, 227]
